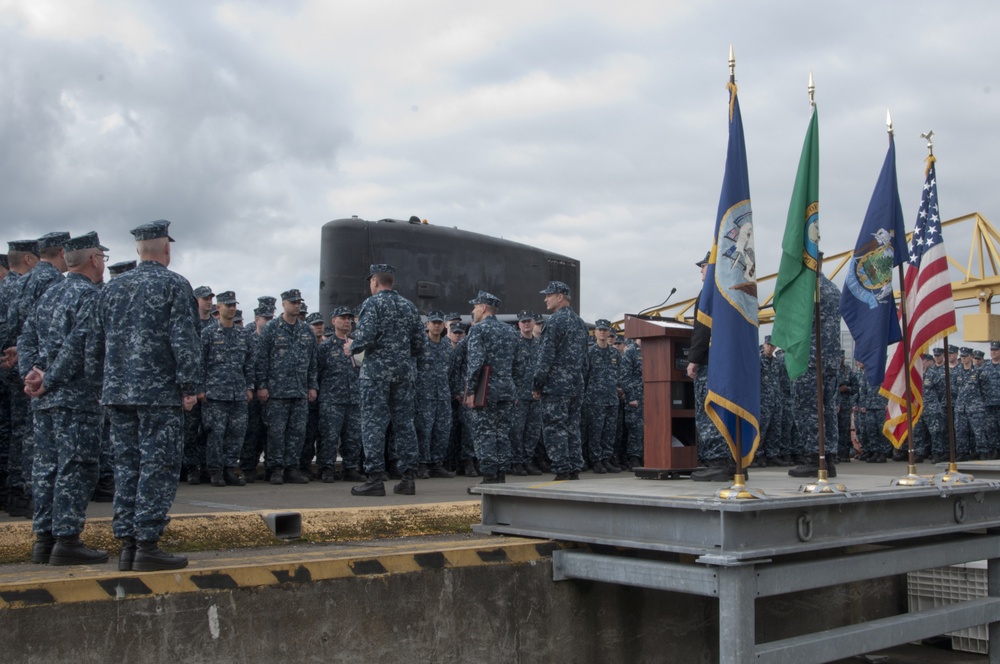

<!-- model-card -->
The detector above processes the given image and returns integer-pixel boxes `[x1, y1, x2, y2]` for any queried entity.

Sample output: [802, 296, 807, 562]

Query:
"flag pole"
[800, 250, 846, 493]
[716, 44, 763, 501]
[889, 112, 933, 487]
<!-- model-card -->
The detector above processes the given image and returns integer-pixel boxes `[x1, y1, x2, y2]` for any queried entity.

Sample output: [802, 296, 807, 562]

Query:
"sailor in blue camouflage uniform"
[465, 291, 518, 486]
[908, 353, 935, 462]
[297, 311, 326, 475]
[758, 335, 791, 466]
[532, 281, 588, 480]
[19, 232, 110, 565]
[199, 291, 254, 488]
[0, 254, 9, 511]
[240, 301, 275, 480]
[618, 337, 644, 470]
[5, 233, 68, 514]
[979, 341, 1000, 460]
[509, 310, 542, 476]
[415, 310, 455, 479]
[788, 273, 842, 478]
[835, 352, 858, 462]
[688, 252, 733, 481]
[315, 306, 364, 482]
[348, 264, 424, 497]
[583, 319, 622, 474]
[920, 348, 949, 462]
[88, 220, 201, 571]
[255, 289, 318, 484]
[953, 346, 987, 461]
[0, 239, 41, 516]
[447, 322, 477, 476]
[182, 284, 215, 484]
[854, 361, 892, 462]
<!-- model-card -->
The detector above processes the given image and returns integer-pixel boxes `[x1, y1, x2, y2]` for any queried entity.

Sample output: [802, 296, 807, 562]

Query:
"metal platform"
[473, 471, 1000, 663]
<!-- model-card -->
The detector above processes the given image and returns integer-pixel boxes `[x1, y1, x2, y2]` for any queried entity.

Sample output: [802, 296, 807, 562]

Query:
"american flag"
[881, 159, 957, 447]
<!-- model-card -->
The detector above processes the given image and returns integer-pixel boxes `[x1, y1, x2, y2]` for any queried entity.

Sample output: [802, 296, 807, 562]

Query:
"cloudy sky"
[1, 0, 998, 345]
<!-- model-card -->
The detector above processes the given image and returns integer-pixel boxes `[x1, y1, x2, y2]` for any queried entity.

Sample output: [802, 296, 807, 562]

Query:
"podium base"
[633, 466, 698, 480]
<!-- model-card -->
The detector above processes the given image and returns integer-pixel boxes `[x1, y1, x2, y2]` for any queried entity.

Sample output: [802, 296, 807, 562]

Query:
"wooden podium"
[623, 315, 698, 479]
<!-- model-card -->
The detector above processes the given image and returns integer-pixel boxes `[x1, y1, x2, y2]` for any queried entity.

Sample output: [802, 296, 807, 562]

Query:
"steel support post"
[717, 564, 757, 664]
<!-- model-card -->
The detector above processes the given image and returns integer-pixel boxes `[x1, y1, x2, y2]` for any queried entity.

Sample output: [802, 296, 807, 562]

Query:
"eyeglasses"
[96, 254, 110, 263]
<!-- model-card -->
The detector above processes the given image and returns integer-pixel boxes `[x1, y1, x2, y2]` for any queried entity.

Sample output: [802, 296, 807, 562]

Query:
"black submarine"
[319, 216, 580, 320]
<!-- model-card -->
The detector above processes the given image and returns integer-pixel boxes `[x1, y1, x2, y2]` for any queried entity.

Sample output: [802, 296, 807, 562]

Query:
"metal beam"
[552, 550, 720, 596]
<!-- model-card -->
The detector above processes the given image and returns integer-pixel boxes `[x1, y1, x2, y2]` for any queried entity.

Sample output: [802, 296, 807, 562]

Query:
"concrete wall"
[0, 559, 905, 664]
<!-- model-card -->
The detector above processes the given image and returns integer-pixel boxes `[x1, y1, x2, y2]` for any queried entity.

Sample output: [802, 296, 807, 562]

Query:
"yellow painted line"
[0, 537, 567, 610]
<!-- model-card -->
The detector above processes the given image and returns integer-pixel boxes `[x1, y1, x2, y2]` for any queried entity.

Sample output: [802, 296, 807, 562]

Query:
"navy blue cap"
[921, 353, 934, 361]
[299, 302, 308, 313]
[0, 254, 7, 269]
[63, 232, 107, 252]
[517, 310, 535, 322]
[258, 296, 276, 308]
[763, 334, 773, 345]
[330, 305, 353, 318]
[445, 312, 462, 322]
[540, 281, 571, 296]
[281, 289, 302, 302]
[368, 263, 395, 278]
[973, 349, 985, 359]
[533, 313, 545, 323]
[130, 220, 174, 242]
[306, 312, 323, 325]
[959, 347, 972, 357]
[450, 322, 469, 334]
[254, 307, 274, 318]
[37, 232, 70, 249]
[193, 285, 214, 299]
[991, 341, 1000, 351]
[932, 347, 944, 355]
[234, 309, 244, 324]
[469, 291, 501, 307]
[426, 310, 445, 322]
[696, 251, 711, 267]
[948, 345, 959, 353]
[216, 291, 238, 305]
[594, 319, 612, 330]
[8, 239, 39, 256]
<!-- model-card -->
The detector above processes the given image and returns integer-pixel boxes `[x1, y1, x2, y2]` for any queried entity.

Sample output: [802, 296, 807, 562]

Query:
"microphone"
[638, 287, 677, 316]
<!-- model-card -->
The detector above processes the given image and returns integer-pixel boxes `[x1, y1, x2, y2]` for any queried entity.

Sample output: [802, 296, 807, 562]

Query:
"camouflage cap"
[323, 324, 336, 337]
[258, 296, 277, 308]
[281, 289, 303, 302]
[130, 220, 175, 242]
[330, 305, 353, 318]
[539, 281, 571, 296]
[469, 291, 501, 307]
[449, 322, 469, 334]
[992, 341, 1000, 351]
[932, 347, 944, 355]
[426, 310, 445, 322]
[299, 301, 308, 313]
[63, 231, 108, 252]
[959, 346, 972, 356]
[594, 319, 613, 330]
[306, 312, 323, 325]
[108, 260, 136, 276]
[368, 263, 396, 278]
[234, 309, 244, 324]
[921, 353, 934, 361]
[193, 285, 214, 299]
[37, 231, 71, 249]
[210, 304, 218, 315]
[763, 334, 773, 345]
[254, 307, 275, 318]
[215, 291, 238, 305]
[0, 254, 7, 269]
[948, 345, 959, 353]
[973, 349, 985, 359]
[534, 313, 545, 324]
[517, 310, 535, 322]
[8, 239, 40, 256]
[613, 335, 625, 345]
[445, 312, 462, 322]
[695, 251, 711, 267]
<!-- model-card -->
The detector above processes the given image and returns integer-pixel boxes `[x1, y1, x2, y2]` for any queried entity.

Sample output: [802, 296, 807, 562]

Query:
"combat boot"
[133, 540, 188, 571]
[343, 468, 367, 482]
[429, 463, 456, 479]
[393, 470, 416, 495]
[387, 460, 403, 480]
[31, 532, 55, 564]
[788, 454, 837, 478]
[351, 476, 386, 496]
[691, 459, 734, 482]
[416, 463, 431, 480]
[269, 467, 285, 485]
[604, 458, 622, 473]
[524, 462, 543, 476]
[463, 459, 480, 477]
[627, 456, 641, 471]
[285, 467, 310, 484]
[224, 468, 246, 486]
[210, 470, 226, 487]
[92, 475, 115, 502]
[187, 465, 202, 485]
[591, 460, 607, 474]
[119, 537, 137, 572]
[320, 467, 337, 483]
[49, 535, 110, 566]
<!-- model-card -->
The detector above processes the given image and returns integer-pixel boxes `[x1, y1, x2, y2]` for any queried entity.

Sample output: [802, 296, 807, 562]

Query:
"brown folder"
[472, 365, 491, 408]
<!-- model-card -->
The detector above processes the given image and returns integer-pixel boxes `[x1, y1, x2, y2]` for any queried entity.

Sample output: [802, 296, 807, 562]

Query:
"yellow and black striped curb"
[0, 537, 566, 609]
[0, 501, 483, 565]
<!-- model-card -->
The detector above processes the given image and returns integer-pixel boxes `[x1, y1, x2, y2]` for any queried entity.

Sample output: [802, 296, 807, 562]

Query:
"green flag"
[771, 106, 819, 380]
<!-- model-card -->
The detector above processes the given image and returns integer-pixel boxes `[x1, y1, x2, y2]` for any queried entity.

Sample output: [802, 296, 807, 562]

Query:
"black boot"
[93, 475, 115, 502]
[31, 532, 55, 564]
[416, 463, 431, 480]
[463, 459, 480, 477]
[393, 470, 416, 495]
[187, 465, 202, 485]
[224, 468, 246, 486]
[429, 463, 456, 478]
[133, 540, 188, 571]
[591, 460, 608, 474]
[524, 462, 543, 476]
[49, 535, 110, 566]
[351, 475, 386, 496]
[119, 537, 137, 572]
[788, 454, 837, 478]
[691, 459, 733, 482]
[343, 468, 367, 482]
[604, 458, 622, 473]
[210, 470, 226, 487]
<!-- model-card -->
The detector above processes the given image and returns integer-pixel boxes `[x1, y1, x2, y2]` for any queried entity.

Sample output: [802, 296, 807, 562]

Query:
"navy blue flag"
[697, 81, 761, 466]
[840, 134, 910, 386]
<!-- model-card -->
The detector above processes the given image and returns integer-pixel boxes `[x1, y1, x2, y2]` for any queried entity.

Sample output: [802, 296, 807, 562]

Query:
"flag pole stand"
[717, 419, 765, 500]
[890, 248, 933, 487]
[936, 335, 974, 484]
[800, 252, 846, 494]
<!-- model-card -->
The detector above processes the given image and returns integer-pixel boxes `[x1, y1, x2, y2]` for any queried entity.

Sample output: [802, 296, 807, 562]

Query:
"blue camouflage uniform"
[532, 283, 588, 476]
[415, 329, 453, 468]
[978, 354, 1000, 459]
[920, 360, 948, 461]
[351, 284, 424, 477]
[448, 332, 476, 468]
[0, 268, 25, 509]
[316, 331, 362, 473]
[88, 242, 202, 544]
[465, 299, 518, 477]
[618, 340, 644, 463]
[583, 332, 621, 466]
[509, 326, 541, 470]
[759, 345, 791, 462]
[855, 371, 892, 460]
[18, 269, 101, 538]
[200, 312, 254, 476]
[255, 295, 318, 475]
[689, 286, 727, 464]
[790, 274, 842, 458]
[953, 355, 987, 459]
